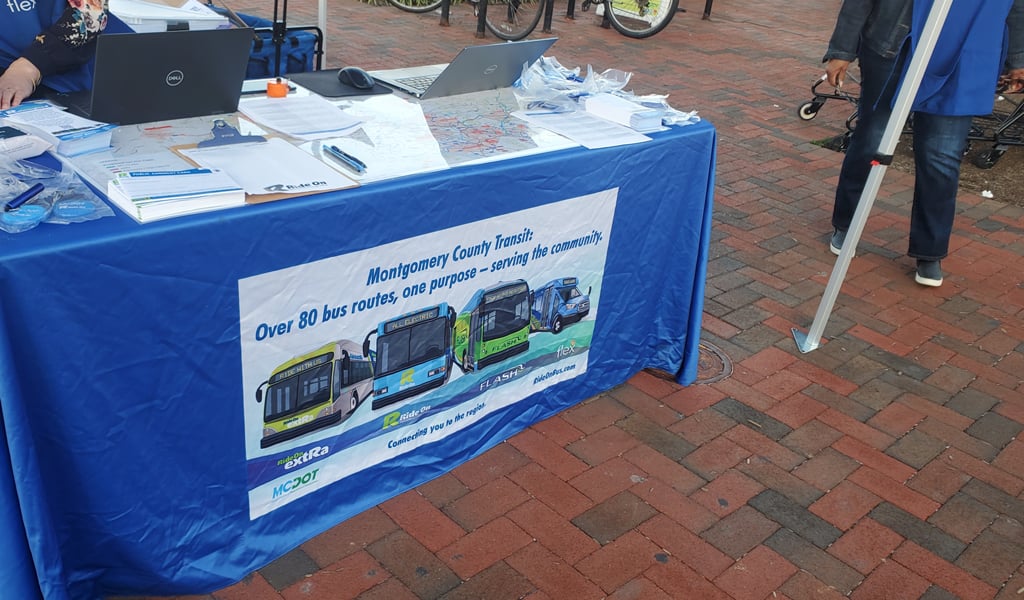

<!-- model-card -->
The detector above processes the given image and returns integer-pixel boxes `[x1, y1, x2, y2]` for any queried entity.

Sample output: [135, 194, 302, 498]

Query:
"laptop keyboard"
[395, 75, 437, 93]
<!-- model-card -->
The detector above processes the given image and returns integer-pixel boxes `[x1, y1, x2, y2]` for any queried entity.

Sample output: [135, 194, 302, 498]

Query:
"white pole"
[793, 0, 955, 353]
[319, 0, 327, 59]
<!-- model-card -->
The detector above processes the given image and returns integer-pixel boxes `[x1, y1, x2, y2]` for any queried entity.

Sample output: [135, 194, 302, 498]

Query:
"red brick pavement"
[123, 0, 1024, 598]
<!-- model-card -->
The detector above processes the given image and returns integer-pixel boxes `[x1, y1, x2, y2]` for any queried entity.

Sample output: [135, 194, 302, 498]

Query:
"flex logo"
[6, 0, 36, 13]
[556, 340, 578, 358]
[399, 368, 415, 386]
[382, 411, 401, 429]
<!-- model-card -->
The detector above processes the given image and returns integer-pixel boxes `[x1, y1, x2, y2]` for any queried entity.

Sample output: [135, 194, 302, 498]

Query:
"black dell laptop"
[59, 28, 253, 125]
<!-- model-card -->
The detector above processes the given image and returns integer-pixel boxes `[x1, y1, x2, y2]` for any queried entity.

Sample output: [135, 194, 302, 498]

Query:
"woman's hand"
[825, 58, 851, 88]
[0, 58, 42, 110]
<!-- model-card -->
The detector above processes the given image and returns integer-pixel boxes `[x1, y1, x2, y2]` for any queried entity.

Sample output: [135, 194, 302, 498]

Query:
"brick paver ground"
[125, 0, 1024, 598]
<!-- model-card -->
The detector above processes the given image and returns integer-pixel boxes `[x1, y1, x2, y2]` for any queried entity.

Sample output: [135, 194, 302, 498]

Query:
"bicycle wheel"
[387, 0, 444, 14]
[484, 0, 545, 41]
[604, 0, 678, 38]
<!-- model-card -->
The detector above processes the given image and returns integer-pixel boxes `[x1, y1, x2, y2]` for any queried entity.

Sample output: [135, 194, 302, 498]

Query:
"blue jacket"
[905, 0, 1023, 115]
[824, 0, 913, 62]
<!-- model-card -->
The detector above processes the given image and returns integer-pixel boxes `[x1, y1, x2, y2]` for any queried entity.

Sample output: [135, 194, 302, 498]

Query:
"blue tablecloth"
[0, 121, 716, 599]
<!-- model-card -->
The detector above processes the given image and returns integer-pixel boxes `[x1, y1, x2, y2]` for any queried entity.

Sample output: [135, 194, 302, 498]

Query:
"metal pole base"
[791, 328, 819, 354]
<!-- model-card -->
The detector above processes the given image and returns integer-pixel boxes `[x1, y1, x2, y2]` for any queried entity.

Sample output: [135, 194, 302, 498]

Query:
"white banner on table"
[238, 190, 617, 519]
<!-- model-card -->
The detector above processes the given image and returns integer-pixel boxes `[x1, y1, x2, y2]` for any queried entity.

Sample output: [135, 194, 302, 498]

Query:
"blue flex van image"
[530, 277, 591, 334]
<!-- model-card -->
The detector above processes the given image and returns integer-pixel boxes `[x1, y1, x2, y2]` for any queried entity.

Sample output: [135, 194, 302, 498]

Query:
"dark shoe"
[829, 229, 847, 256]
[915, 260, 943, 287]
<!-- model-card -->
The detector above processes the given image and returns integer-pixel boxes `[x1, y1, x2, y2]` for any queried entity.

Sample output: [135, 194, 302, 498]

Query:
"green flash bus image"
[530, 277, 591, 334]
[362, 304, 456, 411]
[255, 340, 373, 448]
[453, 279, 531, 373]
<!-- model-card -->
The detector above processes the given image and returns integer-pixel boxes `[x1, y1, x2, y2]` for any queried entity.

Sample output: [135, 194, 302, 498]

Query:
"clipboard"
[197, 119, 267, 148]
[173, 120, 359, 204]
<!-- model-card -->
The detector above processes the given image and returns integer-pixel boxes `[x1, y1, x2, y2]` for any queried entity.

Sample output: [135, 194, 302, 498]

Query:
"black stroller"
[968, 84, 1024, 168]
[797, 75, 860, 152]
[798, 73, 1023, 168]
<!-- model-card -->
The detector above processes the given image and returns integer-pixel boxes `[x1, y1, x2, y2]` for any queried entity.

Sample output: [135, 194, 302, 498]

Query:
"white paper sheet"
[180, 137, 357, 196]
[301, 94, 449, 183]
[238, 94, 363, 140]
[512, 109, 651, 149]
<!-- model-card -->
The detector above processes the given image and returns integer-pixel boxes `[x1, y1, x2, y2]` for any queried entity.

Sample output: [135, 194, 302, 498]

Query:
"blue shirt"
[1, 0, 91, 92]
[905, 0, 1021, 115]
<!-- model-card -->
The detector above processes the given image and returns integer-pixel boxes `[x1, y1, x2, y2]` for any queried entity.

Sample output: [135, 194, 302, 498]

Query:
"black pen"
[4, 183, 45, 212]
[324, 145, 367, 173]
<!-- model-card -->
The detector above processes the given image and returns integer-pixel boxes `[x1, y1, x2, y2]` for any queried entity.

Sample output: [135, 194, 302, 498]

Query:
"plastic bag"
[0, 155, 113, 233]
[0, 174, 53, 233]
[514, 57, 632, 109]
[514, 57, 700, 127]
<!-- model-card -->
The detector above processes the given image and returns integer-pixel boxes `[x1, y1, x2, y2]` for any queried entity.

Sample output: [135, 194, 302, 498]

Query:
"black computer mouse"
[338, 66, 375, 90]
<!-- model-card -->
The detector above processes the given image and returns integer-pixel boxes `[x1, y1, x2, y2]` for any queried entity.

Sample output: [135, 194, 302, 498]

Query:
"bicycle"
[387, 0, 678, 41]
[386, 0, 445, 13]
[386, 0, 544, 40]
[485, 0, 680, 40]
[570, 0, 680, 39]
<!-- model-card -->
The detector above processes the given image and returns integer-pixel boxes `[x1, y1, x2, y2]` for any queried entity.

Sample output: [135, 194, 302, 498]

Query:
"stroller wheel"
[797, 101, 821, 120]
[972, 147, 1005, 169]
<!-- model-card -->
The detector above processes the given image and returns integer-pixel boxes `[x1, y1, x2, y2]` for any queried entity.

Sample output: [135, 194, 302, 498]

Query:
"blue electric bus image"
[452, 280, 532, 373]
[255, 340, 374, 448]
[362, 303, 456, 410]
[530, 277, 591, 334]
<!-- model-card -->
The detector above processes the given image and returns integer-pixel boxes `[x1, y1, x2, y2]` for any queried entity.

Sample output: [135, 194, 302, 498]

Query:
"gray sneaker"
[915, 260, 943, 287]
[829, 229, 847, 256]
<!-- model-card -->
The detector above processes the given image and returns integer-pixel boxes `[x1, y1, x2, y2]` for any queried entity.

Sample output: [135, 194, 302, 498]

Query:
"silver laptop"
[58, 28, 253, 125]
[369, 38, 557, 100]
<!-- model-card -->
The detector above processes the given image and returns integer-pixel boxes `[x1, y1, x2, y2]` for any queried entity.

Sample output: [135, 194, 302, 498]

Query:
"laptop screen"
[370, 38, 557, 100]
[69, 28, 254, 125]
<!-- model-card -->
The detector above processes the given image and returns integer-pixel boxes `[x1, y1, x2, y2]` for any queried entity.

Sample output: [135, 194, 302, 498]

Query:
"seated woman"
[0, 0, 109, 109]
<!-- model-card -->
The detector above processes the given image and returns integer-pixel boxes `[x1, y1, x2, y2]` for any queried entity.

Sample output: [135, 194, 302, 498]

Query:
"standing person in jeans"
[0, 0, 108, 110]
[823, 0, 1024, 287]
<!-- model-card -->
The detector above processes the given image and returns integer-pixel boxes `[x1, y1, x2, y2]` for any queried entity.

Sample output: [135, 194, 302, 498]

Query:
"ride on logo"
[382, 404, 432, 429]
[383, 411, 401, 429]
[399, 369, 415, 386]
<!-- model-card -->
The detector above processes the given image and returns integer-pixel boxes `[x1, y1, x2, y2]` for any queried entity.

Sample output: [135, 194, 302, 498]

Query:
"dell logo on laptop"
[166, 70, 185, 86]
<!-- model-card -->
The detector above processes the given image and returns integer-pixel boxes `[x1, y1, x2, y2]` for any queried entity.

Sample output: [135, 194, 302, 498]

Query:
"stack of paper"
[111, 0, 230, 32]
[0, 101, 115, 157]
[106, 168, 245, 222]
[583, 93, 664, 133]
[238, 95, 363, 141]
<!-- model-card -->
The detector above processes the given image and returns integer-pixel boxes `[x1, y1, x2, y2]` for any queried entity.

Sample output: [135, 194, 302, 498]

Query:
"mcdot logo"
[166, 70, 184, 86]
[271, 467, 320, 499]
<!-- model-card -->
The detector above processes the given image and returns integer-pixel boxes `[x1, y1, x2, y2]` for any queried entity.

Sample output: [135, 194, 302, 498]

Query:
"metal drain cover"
[643, 341, 732, 385]
[694, 341, 732, 384]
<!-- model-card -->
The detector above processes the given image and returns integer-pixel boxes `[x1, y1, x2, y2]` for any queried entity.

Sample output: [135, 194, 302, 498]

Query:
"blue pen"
[4, 183, 45, 212]
[324, 145, 366, 174]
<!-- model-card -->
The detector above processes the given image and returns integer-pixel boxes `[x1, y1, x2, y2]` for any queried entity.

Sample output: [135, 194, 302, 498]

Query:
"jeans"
[832, 47, 974, 260]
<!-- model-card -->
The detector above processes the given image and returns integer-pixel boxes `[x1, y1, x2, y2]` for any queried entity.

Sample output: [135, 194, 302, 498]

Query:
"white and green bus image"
[453, 279, 531, 372]
[255, 340, 373, 448]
